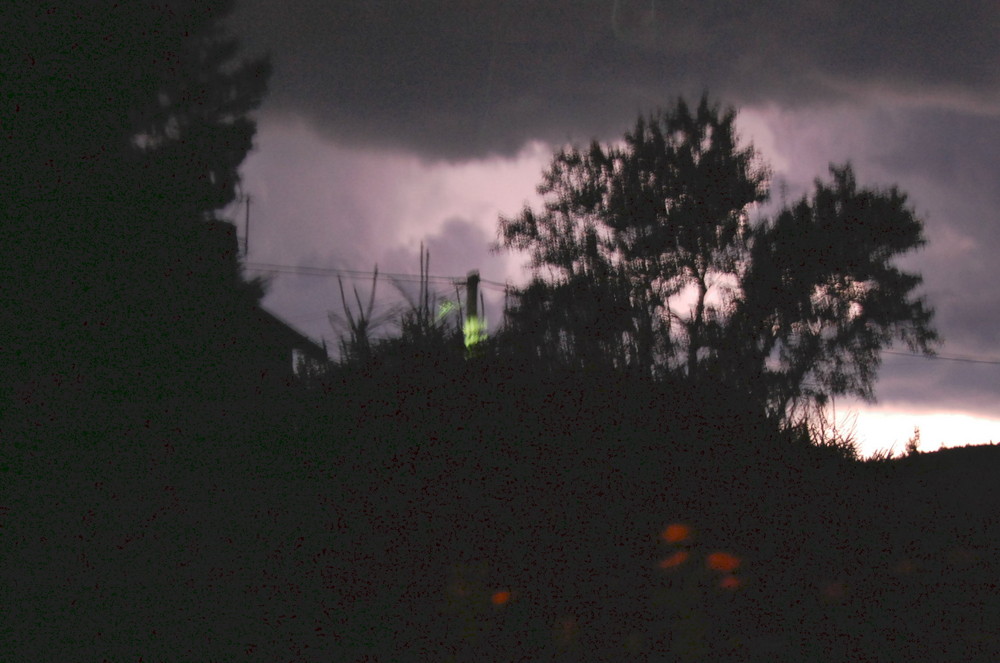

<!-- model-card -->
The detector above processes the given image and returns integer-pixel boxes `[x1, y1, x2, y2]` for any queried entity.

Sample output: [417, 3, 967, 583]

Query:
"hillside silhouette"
[5, 358, 999, 661]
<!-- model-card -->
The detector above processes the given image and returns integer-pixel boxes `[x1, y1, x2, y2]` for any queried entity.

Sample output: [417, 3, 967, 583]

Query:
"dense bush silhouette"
[5, 344, 1000, 661]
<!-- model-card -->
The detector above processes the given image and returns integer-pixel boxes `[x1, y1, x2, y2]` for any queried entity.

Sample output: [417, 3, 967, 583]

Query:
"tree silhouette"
[495, 95, 938, 419]
[495, 96, 769, 378]
[2, 1, 270, 402]
[724, 164, 939, 419]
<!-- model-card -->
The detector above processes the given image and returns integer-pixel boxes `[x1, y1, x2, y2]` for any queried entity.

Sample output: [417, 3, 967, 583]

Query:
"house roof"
[249, 305, 329, 362]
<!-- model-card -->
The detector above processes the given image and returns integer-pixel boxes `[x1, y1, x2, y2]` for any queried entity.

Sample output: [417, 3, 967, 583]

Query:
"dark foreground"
[4, 364, 999, 661]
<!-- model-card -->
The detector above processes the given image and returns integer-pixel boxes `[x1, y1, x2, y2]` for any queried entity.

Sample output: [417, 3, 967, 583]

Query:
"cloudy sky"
[224, 0, 999, 456]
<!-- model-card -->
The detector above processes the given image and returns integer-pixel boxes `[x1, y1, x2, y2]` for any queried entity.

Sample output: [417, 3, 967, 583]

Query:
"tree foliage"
[723, 165, 939, 417]
[495, 95, 938, 420]
[2, 1, 271, 399]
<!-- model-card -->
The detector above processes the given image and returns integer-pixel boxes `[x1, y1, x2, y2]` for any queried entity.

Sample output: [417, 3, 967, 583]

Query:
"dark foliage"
[494, 96, 939, 422]
[2, 0, 271, 406]
[6, 350, 999, 661]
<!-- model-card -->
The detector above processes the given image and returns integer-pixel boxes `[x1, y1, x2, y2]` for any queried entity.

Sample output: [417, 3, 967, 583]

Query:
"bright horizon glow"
[835, 407, 1000, 458]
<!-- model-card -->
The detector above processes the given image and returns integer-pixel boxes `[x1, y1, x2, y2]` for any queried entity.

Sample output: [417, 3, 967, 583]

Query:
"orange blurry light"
[706, 552, 741, 573]
[491, 590, 512, 605]
[719, 575, 742, 590]
[658, 551, 690, 569]
[662, 523, 691, 543]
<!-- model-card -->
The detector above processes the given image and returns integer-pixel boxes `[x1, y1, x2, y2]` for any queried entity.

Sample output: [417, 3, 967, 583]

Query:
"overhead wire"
[243, 261, 1000, 367]
[244, 261, 466, 285]
[244, 261, 516, 295]
[883, 350, 1000, 366]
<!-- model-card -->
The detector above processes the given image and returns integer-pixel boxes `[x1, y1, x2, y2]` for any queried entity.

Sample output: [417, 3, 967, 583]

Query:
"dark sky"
[224, 0, 1000, 453]
[231, 0, 999, 159]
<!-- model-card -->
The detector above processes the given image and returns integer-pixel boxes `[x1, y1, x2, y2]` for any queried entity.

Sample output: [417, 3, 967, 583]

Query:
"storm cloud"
[230, 0, 1000, 160]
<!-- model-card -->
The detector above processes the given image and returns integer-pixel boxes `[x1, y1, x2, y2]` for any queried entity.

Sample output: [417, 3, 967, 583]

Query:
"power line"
[245, 261, 465, 285]
[244, 261, 514, 290]
[244, 261, 1000, 366]
[479, 276, 510, 288]
[884, 350, 1000, 366]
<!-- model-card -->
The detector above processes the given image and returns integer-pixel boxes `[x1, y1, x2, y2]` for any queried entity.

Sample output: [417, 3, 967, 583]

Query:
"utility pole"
[243, 194, 251, 258]
[464, 270, 486, 352]
[466, 270, 479, 321]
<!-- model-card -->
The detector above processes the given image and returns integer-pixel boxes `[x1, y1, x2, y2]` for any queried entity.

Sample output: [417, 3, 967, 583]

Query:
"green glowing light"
[464, 315, 487, 351]
[437, 300, 456, 321]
